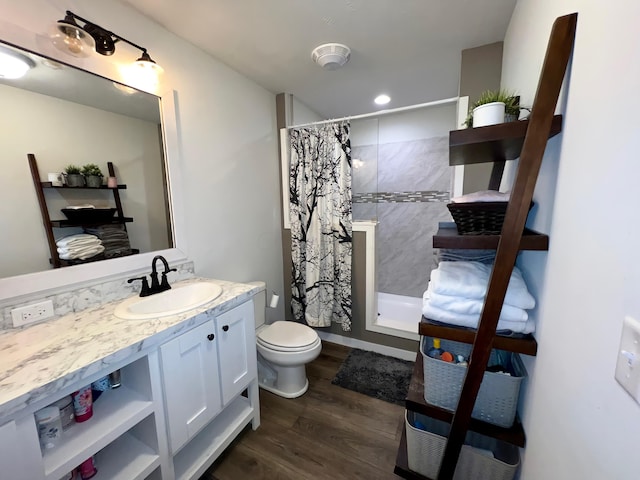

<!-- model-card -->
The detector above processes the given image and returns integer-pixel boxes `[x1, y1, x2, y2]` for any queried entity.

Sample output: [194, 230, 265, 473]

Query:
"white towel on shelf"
[56, 234, 101, 248]
[58, 245, 105, 260]
[422, 300, 535, 334]
[425, 283, 528, 322]
[430, 261, 535, 310]
[451, 190, 510, 203]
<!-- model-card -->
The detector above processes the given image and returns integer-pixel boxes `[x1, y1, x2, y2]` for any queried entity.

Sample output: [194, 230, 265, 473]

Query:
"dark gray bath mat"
[331, 348, 414, 405]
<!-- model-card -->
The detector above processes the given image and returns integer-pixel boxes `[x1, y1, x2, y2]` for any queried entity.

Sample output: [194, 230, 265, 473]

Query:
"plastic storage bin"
[421, 337, 526, 428]
[405, 410, 520, 480]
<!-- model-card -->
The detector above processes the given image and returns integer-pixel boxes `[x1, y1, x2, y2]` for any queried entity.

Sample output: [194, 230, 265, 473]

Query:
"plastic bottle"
[426, 338, 445, 359]
[71, 386, 93, 422]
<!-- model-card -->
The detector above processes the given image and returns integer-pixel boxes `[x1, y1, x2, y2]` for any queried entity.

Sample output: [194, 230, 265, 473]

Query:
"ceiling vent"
[311, 43, 351, 70]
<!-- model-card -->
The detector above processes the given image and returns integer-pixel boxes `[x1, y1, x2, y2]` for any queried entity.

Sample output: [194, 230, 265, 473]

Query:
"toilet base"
[258, 377, 309, 399]
[256, 354, 314, 399]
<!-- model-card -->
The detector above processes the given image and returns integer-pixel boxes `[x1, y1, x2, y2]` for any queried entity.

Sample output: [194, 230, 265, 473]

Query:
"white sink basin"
[114, 282, 223, 320]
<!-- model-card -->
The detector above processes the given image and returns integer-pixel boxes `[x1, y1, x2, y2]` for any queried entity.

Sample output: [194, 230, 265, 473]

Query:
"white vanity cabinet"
[216, 299, 257, 406]
[160, 321, 223, 453]
[0, 285, 260, 480]
[160, 299, 260, 480]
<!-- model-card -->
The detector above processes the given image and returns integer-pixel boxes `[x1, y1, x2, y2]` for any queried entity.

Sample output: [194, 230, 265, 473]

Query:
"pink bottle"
[71, 386, 93, 422]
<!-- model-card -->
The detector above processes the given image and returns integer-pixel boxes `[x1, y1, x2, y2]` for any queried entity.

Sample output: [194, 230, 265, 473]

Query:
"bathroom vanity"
[0, 278, 261, 480]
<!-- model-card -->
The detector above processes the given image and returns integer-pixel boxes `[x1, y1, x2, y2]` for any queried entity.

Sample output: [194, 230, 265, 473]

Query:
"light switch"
[615, 316, 640, 404]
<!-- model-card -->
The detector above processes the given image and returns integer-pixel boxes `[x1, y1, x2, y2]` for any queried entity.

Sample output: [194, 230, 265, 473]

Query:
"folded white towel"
[58, 245, 105, 260]
[422, 300, 535, 334]
[451, 190, 510, 203]
[58, 244, 102, 255]
[425, 283, 528, 322]
[56, 234, 101, 248]
[430, 261, 535, 310]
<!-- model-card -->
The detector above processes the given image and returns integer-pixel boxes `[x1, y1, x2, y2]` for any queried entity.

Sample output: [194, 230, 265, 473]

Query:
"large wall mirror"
[0, 39, 186, 301]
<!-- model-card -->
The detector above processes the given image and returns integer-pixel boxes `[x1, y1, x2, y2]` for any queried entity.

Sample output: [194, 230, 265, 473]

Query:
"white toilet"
[251, 282, 322, 398]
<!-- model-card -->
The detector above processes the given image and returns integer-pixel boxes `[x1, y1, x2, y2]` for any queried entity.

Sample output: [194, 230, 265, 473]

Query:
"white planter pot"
[473, 101, 505, 127]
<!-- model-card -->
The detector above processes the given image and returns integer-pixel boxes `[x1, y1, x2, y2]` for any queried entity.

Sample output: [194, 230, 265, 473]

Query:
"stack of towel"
[84, 225, 131, 258]
[422, 261, 536, 334]
[56, 234, 105, 260]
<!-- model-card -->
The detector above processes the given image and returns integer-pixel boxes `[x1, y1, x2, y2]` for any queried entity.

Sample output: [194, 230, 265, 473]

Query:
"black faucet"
[127, 255, 177, 297]
[149, 255, 177, 294]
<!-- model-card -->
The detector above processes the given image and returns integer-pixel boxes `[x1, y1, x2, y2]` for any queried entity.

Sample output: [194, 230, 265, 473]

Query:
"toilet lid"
[257, 321, 318, 349]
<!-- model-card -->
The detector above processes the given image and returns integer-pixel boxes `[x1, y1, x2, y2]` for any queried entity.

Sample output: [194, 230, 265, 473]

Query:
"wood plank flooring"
[201, 342, 406, 480]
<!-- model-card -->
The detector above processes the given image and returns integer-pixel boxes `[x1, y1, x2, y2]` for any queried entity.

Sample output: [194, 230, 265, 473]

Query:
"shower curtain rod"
[286, 96, 459, 129]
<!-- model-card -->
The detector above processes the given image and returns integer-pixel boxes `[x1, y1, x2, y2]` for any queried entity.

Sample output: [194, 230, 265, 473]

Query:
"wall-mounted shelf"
[449, 115, 563, 165]
[432, 223, 549, 251]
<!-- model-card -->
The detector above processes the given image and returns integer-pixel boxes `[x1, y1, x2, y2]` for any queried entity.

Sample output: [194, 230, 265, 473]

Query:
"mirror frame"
[0, 83, 188, 302]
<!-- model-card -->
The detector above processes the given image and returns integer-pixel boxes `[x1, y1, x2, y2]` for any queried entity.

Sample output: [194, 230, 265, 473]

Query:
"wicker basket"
[421, 337, 526, 428]
[446, 201, 533, 235]
[405, 410, 520, 480]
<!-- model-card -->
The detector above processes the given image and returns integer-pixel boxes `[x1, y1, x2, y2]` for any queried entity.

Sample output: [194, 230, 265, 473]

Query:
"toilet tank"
[247, 281, 266, 328]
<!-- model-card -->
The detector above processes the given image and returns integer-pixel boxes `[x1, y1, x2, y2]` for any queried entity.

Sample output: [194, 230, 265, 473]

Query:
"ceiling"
[123, 0, 517, 119]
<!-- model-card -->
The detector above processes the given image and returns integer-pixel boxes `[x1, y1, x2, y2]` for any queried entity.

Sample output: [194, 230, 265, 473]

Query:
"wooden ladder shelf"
[395, 12, 577, 480]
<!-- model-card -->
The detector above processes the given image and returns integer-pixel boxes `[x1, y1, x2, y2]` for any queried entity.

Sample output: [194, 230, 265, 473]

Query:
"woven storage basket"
[421, 337, 526, 428]
[405, 411, 520, 480]
[446, 201, 533, 235]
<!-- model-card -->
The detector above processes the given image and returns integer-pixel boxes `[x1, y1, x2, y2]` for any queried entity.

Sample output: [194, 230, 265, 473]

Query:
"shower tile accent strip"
[353, 190, 450, 203]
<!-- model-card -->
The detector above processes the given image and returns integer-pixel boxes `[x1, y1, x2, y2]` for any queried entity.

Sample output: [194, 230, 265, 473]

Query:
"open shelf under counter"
[42, 386, 154, 480]
[449, 114, 563, 165]
[173, 395, 255, 480]
[92, 431, 160, 480]
[433, 222, 548, 251]
[419, 318, 538, 356]
[406, 353, 526, 448]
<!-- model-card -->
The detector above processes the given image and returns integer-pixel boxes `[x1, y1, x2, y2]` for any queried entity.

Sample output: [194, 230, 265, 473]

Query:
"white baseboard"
[317, 331, 416, 361]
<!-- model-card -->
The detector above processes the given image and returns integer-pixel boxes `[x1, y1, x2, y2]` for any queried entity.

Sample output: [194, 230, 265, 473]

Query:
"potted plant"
[64, 164, 84, 187]
[464, 89, 522, 128]
[81, 163, 104, 188]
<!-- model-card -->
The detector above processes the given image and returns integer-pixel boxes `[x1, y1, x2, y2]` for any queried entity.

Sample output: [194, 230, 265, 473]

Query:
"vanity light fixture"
[0, 46, 35, 79]
[50, 10, 163, 74]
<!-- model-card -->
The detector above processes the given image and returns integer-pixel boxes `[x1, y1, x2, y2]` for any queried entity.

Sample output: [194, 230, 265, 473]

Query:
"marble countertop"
[0, 277, 262, 421]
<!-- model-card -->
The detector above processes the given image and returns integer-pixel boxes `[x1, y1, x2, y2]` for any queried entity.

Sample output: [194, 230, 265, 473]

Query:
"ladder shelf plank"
[419, 319, 538, 356]
[449, 114, 562, 166]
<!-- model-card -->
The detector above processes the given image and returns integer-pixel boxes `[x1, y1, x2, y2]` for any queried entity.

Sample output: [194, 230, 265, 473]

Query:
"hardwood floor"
[201, 342, 406, 480]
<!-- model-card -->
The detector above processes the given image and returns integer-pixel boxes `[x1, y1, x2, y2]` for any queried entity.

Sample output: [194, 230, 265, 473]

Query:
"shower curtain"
[289, 122, 352, 331]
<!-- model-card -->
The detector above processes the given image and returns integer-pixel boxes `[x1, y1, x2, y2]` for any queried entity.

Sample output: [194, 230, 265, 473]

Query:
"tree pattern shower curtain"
[289, 122, 352, 331]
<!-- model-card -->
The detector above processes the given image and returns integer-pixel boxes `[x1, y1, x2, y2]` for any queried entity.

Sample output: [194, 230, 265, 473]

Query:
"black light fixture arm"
[64, 10, 149, 58]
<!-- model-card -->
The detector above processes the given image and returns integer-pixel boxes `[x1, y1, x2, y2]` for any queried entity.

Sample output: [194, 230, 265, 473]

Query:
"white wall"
[291, 96, 324, 125]
[502, 2, 640, 478]
[0, 0, 284, 321]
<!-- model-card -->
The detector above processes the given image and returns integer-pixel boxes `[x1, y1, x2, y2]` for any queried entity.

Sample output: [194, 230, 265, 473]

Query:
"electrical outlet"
[615, 316, 640, 404]
[11, 300, 54, 327]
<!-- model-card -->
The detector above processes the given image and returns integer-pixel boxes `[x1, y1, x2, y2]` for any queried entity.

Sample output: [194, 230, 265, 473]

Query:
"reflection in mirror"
[0, 41, 172, 279]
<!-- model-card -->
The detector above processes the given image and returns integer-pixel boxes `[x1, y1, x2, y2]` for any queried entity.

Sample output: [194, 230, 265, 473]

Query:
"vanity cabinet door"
[216, 300, 257, 406]
[160, 320, 222, 454]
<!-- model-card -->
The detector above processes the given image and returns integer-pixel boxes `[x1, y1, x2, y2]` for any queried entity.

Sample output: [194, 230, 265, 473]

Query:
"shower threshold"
[367, 292, 421, 341]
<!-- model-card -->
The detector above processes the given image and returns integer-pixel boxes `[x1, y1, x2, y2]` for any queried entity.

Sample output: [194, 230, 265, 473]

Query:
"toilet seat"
[257, 321, 319, 352]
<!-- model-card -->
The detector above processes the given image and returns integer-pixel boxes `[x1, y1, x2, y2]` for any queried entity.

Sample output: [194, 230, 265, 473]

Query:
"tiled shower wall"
[352, 136, 452, 298]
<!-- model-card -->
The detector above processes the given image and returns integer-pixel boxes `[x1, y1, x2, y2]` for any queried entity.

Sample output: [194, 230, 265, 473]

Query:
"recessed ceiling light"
[374, 94, 390, 105]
